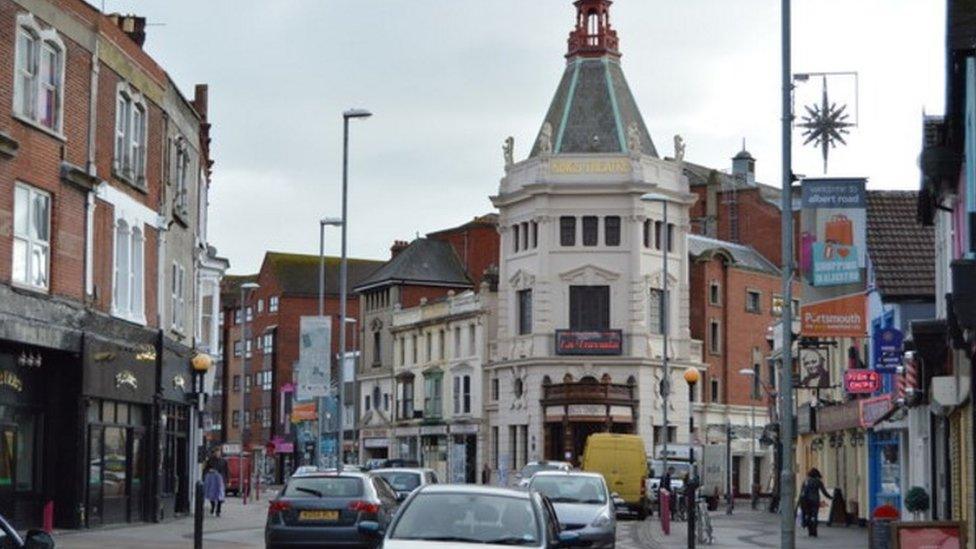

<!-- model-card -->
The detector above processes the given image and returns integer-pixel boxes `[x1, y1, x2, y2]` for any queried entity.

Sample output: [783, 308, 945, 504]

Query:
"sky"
[99, 0, 946, 274]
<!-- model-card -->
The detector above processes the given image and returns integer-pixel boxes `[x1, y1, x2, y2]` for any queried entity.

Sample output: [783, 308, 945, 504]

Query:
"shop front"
[449, 423, 480, 484]
[156, 340, 194, 521]
[395, 427, 420, 464]
[82, 331, 158, 527]
[420, 424, 448, 480]
[361, 428, 391, 461]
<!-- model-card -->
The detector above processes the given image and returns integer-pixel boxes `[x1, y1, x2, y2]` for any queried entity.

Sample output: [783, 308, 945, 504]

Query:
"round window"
[514, 378, 524, 398]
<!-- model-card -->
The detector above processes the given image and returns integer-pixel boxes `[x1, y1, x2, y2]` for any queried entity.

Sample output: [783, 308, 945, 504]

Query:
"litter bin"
[869, 504, 899, 549]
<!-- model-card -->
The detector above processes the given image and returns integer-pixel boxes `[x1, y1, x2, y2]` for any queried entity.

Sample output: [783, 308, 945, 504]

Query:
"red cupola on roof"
[566, 0, 620, 58]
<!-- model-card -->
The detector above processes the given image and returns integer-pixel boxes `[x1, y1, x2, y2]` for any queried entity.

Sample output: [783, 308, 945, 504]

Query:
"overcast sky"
[101, 1, 946, 274]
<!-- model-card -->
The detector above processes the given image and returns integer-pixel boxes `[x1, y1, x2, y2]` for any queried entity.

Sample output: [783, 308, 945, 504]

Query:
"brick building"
[215, 252, 383, 481]
[0, 0, 225, 529]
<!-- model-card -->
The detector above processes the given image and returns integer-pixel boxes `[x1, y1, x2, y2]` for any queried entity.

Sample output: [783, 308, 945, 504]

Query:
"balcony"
[542, 381, 636, 406]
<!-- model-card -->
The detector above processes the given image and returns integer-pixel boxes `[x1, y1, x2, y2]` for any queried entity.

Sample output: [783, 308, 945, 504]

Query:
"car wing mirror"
[556, 531, 583, 547]
[357, 521, 383, 537]
[396, 492, 408, 503]
[25, 530, 55, 549]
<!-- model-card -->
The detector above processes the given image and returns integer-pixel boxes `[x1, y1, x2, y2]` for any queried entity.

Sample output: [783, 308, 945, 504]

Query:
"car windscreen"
[391, 493, 540, 546]
[530, 475, 606, 504]
[376, 472, 421, 492]
[282, 477, 363, 498]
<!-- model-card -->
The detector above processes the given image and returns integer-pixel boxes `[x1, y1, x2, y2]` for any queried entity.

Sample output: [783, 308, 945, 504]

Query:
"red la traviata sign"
[555, 330, 623, 356]
[844, 369, 881, 394]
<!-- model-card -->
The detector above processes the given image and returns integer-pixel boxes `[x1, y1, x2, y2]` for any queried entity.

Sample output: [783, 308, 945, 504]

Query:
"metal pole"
[318, 222, 327, 468]
[337, 115, 350, 473]
[751, 400, 757, 509]
[662, 200, 670, 476]
[726, 422, 733, 515]
[779, 0, 796, 545]
[193, 480, 204, 549]
[239, 286, 247, 505]
[687, 410, 696, 549]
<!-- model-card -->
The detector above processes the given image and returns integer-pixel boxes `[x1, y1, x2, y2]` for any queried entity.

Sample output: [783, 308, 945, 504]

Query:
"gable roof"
[354, 238, 473, 293]
[866, 191, 935, 300]
[687, 234, 780, 276]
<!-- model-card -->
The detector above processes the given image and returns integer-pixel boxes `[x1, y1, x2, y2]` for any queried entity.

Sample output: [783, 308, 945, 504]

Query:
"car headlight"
[591, 511, 613, 528]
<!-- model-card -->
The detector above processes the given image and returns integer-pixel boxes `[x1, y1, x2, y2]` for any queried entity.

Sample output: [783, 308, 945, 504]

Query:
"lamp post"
[642, 192, 671, 474]
[319, 217, 342, 467]
[337, 108, 372, 474]
[739, 368, 759, 509]
[338, 317, 357, 466]
[239, 281, 259, 504]
[191, 352, 212, 549]
[684, 367, 700, 549]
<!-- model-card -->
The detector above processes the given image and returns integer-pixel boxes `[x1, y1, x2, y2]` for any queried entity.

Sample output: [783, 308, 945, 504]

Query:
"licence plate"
[299, 510, 339, 521]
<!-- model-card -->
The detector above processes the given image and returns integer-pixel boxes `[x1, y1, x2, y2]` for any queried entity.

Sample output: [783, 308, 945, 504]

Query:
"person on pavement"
[659, 466, 675, 517]
[204, 465, 226, 517]
[799, 468, 832, 537]
[481, 463, 491, 485]
[207, 447, 229, 484]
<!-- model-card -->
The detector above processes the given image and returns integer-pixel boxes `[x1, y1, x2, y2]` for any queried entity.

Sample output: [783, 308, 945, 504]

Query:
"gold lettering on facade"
[116, 370, 138, 390]
[0, 371, 23, 392]
[549, 159, 630, 175]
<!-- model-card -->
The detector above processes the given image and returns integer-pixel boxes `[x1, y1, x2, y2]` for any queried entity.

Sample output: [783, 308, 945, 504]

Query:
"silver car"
[371, 468, 439, 501]
[515, 460, 573, 488]
[528, 471, 616, 549]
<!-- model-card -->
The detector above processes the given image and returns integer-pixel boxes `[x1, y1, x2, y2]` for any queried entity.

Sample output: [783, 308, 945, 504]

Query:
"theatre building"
[487, 0, 705, 477]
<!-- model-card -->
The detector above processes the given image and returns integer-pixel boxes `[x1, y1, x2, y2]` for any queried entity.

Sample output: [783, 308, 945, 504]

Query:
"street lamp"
[684, 367, 700, 549]
[191, 352, 212, 549]
[239, 281, 259, 504]
[338, 317, 358, 465]
[319, 217, 343, 467]
[739, 368, 759, 509]
[641, 192, 671, 474]
[337, 108, 372, 473]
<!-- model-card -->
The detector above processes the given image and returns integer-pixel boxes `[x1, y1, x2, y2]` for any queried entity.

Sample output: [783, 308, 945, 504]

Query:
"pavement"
[634, 506, 869, 549]
[53, 491, 274, 549]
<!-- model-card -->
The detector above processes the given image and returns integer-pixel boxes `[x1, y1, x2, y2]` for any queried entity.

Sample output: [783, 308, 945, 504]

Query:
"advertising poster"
[799, 178, 868, 339]
[296, 316, 331, 401]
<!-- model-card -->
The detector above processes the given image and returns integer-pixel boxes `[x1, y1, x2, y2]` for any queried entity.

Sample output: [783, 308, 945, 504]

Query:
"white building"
[487, 0, 705, 480]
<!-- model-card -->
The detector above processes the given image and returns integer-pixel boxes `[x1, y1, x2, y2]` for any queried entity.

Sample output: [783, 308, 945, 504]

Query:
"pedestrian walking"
[204, 465, 226, 517]
[658, 466, 675, 517]
[798, 468, 832, 537]
[206, 447, 229, 483]
[481, 463, 491, 485]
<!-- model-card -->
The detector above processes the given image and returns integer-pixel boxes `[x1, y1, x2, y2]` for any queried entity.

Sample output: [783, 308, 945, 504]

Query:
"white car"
[358, 484, 582, 548]
[371, 467, 439, 501]
[514, 461, 573, 488]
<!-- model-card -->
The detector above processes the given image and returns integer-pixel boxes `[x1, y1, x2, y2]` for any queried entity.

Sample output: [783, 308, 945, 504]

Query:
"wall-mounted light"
[17, 351, 41, 369]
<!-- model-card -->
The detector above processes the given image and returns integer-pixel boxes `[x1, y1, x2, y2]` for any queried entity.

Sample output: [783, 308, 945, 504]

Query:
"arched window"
[373, 386, 381, 411]
[542, 375, 552, 386]
[627, 376, 637, 387]
[14, 14, 65, 132]
[513, 378, 524, 398]
[587, 10, 599, 38]
[580, 375, 598, 384]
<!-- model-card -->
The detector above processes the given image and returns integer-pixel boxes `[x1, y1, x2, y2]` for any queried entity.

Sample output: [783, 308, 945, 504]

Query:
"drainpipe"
[84, 38, 100, 298]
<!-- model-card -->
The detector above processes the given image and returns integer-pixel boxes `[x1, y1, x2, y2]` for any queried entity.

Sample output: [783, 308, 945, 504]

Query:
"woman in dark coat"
[799, 468, 832, 537]
[204, 465, 226, 517]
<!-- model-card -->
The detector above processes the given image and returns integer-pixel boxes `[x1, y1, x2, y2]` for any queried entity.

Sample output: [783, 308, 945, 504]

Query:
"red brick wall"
[0, 3, 93, 300]
[400, 285, 454, 308]
[429, 224, 499, 287]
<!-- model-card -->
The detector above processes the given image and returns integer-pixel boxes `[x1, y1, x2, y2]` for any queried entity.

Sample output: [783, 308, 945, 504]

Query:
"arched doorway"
[541, 377, 638, 463]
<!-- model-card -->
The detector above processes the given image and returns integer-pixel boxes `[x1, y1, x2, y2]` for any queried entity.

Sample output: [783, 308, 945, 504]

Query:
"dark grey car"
[265, 472, 399, 548]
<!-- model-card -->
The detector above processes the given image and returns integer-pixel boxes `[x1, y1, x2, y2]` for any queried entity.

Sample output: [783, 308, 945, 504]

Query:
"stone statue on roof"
[538, 122, 553, 155]
[627, 121, 641, 154]
[674, 134, 686, 162]
[503, 136, 515, 169]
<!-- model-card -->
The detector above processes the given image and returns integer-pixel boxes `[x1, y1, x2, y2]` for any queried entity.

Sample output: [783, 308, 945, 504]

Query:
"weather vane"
[795, 73, 858, 173]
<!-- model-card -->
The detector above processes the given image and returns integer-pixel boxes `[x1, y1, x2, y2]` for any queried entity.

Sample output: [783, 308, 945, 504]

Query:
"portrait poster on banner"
[296, 316, 332, 400]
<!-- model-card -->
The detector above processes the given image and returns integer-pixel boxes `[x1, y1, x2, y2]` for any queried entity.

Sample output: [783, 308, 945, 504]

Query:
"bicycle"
[695, 497, 714, 544]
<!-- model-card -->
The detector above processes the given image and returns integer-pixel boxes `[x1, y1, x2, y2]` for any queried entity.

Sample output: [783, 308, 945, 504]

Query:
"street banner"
[800, 178, 867, 288]
[800, 293, 867, 337]
[873, 327, 904, 373]
[701, 445, 726, 497]
[296, 316, 331, 401]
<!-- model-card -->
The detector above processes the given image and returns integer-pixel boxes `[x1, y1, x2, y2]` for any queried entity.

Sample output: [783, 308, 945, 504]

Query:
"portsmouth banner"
[799, 178, 868, 338]
[296, 316, 331, 401]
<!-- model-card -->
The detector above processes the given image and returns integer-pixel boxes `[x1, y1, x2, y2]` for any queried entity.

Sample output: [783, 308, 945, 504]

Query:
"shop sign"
[0, 371, 23, 392]
[800, 293, 867, 337]
[545, 406, 564, 420]
[364, 438, 390, 449]
[859, 394, 893, 428]
[609, 405, 633, 421]
[567, 404, 606, 417]
[844, 370, 881, 394]
[115, 370, 138, 390]
[420, 425, 447, 436]
[222, 443, 241, 455]
[395, 427, 420, 437]
[291, 402, 317, 422]
[816, 400, 860, 432]
[555, 330, 623, 356]
[362, 429, 389, 439]
[450, 424, 479, 435]
[172, 374, 187, 392]
[873, 327, 904, 373]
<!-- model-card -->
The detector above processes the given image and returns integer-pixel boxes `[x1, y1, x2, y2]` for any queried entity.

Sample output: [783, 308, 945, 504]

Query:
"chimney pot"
[390, 240, 410, 258]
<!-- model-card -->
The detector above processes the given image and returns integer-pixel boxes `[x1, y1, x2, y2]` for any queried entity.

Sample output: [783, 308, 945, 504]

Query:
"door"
[0, 427, 16, 519]
[87, 426, 103, 527]
[101, 426, 128, 524]
[129, 429, 145, 522]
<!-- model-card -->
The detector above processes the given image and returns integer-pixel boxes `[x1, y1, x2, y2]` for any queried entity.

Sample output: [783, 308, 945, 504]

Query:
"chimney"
[731, 140, 756, 186]
[108, 14, 147, 48]
[193, 85, 209, 119]
[390, 240, 410, 258]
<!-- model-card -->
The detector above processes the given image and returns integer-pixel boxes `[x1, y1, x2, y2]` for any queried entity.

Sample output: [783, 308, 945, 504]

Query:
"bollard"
[193, 480, 204, 549]
[661, 490, 671, 535]
[42, 500, 53, 533]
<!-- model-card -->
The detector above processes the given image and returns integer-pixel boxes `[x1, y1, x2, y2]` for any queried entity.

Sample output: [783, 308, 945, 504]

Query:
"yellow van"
[581, 433, 649, 519]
